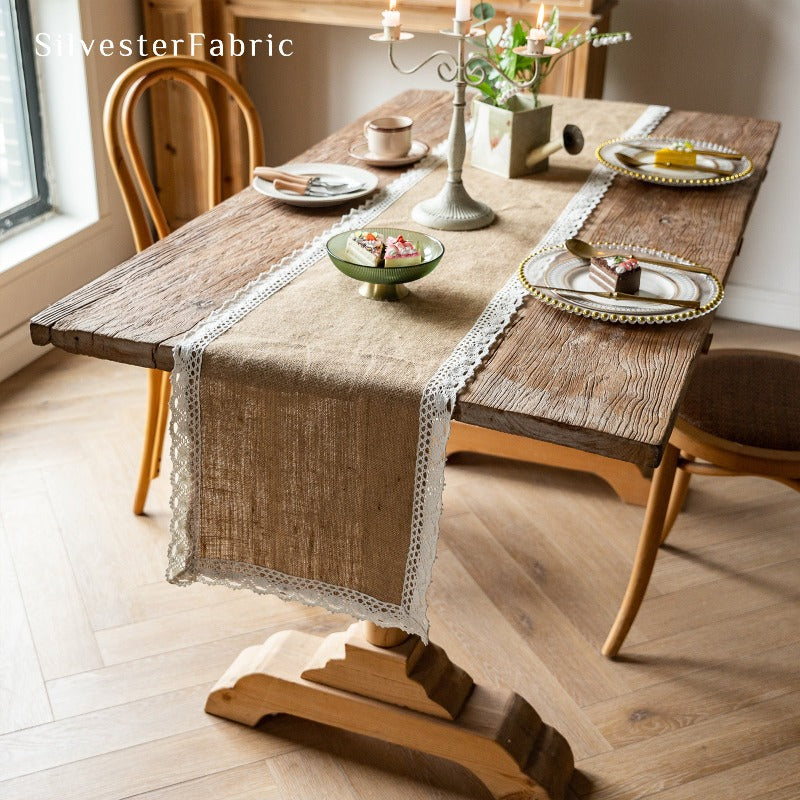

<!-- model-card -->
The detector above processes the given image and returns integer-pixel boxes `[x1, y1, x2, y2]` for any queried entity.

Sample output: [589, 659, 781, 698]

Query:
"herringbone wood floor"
[1, 319, 798, 800]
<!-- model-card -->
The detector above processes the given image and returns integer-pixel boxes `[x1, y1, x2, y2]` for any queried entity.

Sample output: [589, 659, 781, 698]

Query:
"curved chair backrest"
[103, 55, 265, 252]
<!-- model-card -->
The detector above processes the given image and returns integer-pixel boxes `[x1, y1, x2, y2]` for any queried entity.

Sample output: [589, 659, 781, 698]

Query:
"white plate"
[596, 137, 753, 187]
[519, 244, 724, 324]
[252, 162, 378, 207]
[348, 139, 430, 167]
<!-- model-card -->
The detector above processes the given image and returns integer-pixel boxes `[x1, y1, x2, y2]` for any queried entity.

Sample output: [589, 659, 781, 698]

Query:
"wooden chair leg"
[659, 452, 694, 545]
[602, 443, 680, 658]
[133, 368, 163, 515]
[149, 370, 171, 479]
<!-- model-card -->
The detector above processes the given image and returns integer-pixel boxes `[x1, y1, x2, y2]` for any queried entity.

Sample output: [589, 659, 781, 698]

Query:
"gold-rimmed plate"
[596, 137, 753, 187]
[519, 243, 724, 324]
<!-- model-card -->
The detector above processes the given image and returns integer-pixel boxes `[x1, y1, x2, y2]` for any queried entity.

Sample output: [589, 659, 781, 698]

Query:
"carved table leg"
[205, 622, 574, 800]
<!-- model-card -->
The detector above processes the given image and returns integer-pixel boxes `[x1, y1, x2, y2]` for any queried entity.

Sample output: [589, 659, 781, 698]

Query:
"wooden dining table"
[30, 90, 779, 800]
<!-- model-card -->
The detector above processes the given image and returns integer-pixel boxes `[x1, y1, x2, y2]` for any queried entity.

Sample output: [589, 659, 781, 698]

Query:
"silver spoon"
[254, 167, 359, 191]
[564, 238, 712, 276]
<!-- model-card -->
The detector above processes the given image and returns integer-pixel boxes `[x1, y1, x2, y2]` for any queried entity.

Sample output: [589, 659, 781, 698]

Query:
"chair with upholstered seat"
[603, 348, 800, 658]
[103, 55, 265, 515]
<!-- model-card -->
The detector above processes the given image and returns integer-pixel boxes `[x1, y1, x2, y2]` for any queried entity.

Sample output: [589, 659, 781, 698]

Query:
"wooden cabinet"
[142, 0, 618, 228]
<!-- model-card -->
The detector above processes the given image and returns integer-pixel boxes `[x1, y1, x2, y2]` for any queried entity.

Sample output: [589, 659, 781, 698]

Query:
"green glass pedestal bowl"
[325, 227, 445, 300]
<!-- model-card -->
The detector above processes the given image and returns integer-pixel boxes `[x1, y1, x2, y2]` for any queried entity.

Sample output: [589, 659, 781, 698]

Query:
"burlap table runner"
[168, 98, 666, 638]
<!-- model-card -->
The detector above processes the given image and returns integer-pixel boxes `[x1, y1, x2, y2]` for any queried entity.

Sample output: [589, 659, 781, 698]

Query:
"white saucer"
[252, 162, 378, 208]
[349, 140, 430, 167]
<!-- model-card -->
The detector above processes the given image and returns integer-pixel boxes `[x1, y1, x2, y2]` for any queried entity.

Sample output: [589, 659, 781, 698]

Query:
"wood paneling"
[142, 0, 210, 229]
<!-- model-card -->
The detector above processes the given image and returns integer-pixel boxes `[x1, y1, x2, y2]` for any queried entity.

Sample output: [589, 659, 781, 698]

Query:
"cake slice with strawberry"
[384, 234, 422, 268]
[589, 255, 641, 294]
[345, 231, 384, 266]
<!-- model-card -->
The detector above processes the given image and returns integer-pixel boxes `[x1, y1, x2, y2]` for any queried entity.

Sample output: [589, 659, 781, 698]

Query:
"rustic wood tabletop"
[30, 90, 780, 470]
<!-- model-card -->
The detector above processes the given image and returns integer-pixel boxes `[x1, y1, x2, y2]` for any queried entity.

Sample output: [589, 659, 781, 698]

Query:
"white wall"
[603, 0, 799, 329]
[0, 0, 140, 381]
[243, 19, 445, 165]
[246, 6, 798, 330]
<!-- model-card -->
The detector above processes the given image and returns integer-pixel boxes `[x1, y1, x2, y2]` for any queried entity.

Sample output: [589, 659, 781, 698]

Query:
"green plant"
[469, 4, 631, 108]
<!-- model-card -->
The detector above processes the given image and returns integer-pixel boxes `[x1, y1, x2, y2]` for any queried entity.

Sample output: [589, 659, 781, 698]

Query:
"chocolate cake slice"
[589, 255, 641, 294]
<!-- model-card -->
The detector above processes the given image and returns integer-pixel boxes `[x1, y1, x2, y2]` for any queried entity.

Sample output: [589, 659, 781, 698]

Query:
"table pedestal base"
[206, 622, 573, 800]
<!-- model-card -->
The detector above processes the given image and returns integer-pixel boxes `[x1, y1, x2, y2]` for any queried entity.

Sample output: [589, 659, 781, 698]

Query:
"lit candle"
[455, 0, 471, 22]
[381, 0, 400, 28]
[527, 3, 546, 54]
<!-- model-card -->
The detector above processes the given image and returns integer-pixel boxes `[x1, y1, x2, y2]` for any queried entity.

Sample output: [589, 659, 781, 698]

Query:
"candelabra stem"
[448, 50, 467, 186]
[411, 34, 494, 231]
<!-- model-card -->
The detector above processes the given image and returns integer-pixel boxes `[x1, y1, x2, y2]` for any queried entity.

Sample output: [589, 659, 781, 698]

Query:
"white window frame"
[0, 0, 140, 381]
[0, 0, 50, 233]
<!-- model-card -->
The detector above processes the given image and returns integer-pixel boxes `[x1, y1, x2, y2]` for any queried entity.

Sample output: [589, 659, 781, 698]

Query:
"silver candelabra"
[371, 18, 555, 231]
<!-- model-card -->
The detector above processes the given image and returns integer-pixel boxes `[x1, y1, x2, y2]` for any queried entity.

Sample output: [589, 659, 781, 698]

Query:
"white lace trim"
[168, 104, 670, 639]
[168, 140, 450, 635]
[402, 103, 670, 636]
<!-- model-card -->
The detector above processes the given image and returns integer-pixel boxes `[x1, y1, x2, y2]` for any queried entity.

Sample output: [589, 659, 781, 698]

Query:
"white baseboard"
[0, 322, 51, 384]
[717, 282, 800, 331]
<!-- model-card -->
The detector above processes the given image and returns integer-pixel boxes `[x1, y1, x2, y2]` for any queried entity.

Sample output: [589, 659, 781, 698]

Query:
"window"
[0, 0, 49, 233]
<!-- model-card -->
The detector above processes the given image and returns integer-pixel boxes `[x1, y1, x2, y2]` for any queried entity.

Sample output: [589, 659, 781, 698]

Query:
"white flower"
[498, 16, 514, 47]
[497, 84, 521, 106]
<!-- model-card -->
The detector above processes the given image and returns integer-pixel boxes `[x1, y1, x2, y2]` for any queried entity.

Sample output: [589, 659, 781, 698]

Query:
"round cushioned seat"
[678, 349, 800, 452]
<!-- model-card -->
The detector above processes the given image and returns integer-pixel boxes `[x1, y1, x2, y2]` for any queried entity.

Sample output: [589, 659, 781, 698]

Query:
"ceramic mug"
[364, 116, 413, 159]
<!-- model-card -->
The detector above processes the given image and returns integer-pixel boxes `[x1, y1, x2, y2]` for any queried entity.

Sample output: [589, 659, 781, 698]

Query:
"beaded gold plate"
[596, 137, 753, 187]
[519, 244, 724, 324]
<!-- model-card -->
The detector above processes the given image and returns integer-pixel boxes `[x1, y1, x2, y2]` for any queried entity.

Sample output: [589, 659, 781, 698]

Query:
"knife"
[254, 166, 364, 193]
[272, 177, 367, 197]
[629, 143, 744, 161]
[526, 284, 702, 309]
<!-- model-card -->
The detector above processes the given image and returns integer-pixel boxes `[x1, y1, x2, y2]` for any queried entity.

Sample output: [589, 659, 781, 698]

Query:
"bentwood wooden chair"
[603, 349, 800, 657]
[103, 55, 265, 514]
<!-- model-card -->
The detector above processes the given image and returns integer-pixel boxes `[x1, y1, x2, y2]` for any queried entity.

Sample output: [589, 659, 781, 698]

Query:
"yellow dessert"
[654, 142, 696, 167]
